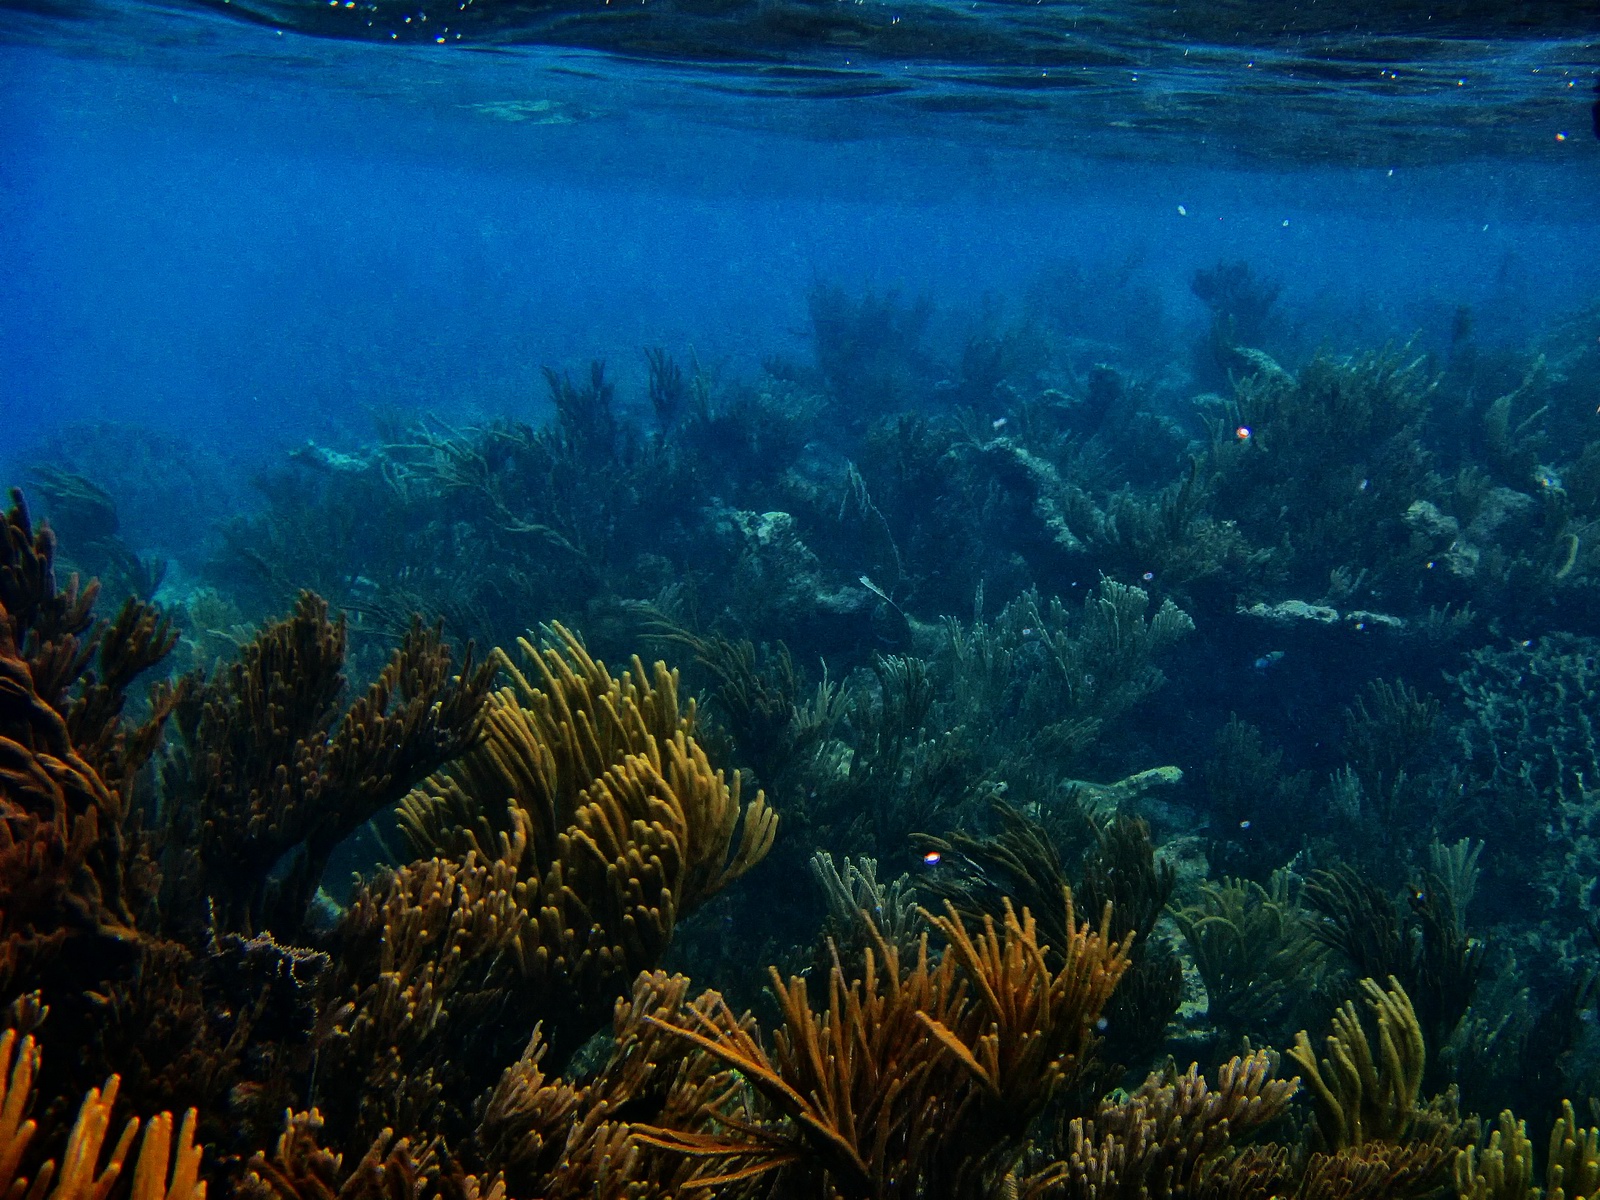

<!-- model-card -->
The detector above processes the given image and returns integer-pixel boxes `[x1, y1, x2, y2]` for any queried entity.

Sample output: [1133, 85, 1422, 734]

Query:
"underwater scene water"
[3, 0, 1600, 1195]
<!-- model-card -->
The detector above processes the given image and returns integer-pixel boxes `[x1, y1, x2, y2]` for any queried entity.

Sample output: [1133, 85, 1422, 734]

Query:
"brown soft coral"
[0, 489, 182, 968]
[0, 1028, 206, 1200]
[635, 892, 1130, 1199]
[398, 622, 776, 914]
[170, 591, 494, 939]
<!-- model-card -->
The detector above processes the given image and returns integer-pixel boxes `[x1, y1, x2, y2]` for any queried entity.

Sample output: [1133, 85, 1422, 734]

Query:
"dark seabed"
[2, 0, 1600, 1196]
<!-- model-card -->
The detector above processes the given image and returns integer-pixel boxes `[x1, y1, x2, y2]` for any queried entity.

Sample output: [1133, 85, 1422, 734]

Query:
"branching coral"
[477, 970, 750, 1199]
[1204, 349, 1438, 601]
[807, 283, 935, 429]
[799, 652, 973, 865]
[1198, 715, 1316, 877]
[1455, 1101, 1600, 1200]
[211, 366, 709, 657]
[168, 590, 493, 940]
[28, 468, 169, 606]
[17, 254, 1600, 1200]
[1327, 679, 1476, 891]
[1286, 977, 1437, 1152]
[398, 622, 775, 921]
[239, 1109, 443, 1200]
[636, 894, 1131, 1199]
[311, 841, 533, 1147]
[317, 626, 776, 1141]
[9, 287, 1600, 1200]
[943, 580, 1193, 770]
[1030, 1050, 1298, 1198]
[1191, 260, 1283, 369]
[0, 485, 180, 799]
[1075, 462, 1264, 597]
[1303, 864, 1482, 1084]
[914, 801, 1179, 1081]
[1546, 1101, 1600, 1200]
[0, 490, 180, 957]
[912, 800, 1079, 960]
[1170, 871, 1325, 1040]
[1185, 977, 1465, 1200]
[650, 628, 817, 790]
[1457, 1109, 1538, 1200]
[0, 1029, 206, 1200]
[643, 624, 844, 803]
[0, 616, 137, 951]
[0, 491, 315, 1158]
[809, 851, 927, 975]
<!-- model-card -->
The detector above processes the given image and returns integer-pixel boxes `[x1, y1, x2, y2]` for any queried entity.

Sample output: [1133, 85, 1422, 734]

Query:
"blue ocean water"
[2, 0, 1595, 465]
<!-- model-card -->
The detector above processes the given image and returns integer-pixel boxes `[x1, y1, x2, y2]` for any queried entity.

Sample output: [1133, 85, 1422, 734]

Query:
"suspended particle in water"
[1177, 204, 1188, 216]
[1235, 425, 1251, 440]
[921, 850, 942, 867]
[1142, 571, 1155, 581]
[1239, 819, 1251, 829]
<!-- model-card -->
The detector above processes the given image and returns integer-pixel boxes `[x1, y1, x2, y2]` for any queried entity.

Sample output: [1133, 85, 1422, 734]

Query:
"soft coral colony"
[4, 479, 1600, 1200]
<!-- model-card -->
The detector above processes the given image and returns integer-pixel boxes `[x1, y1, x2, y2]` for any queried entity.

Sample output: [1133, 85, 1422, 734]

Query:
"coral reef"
[9, 271, 1600, 1200]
